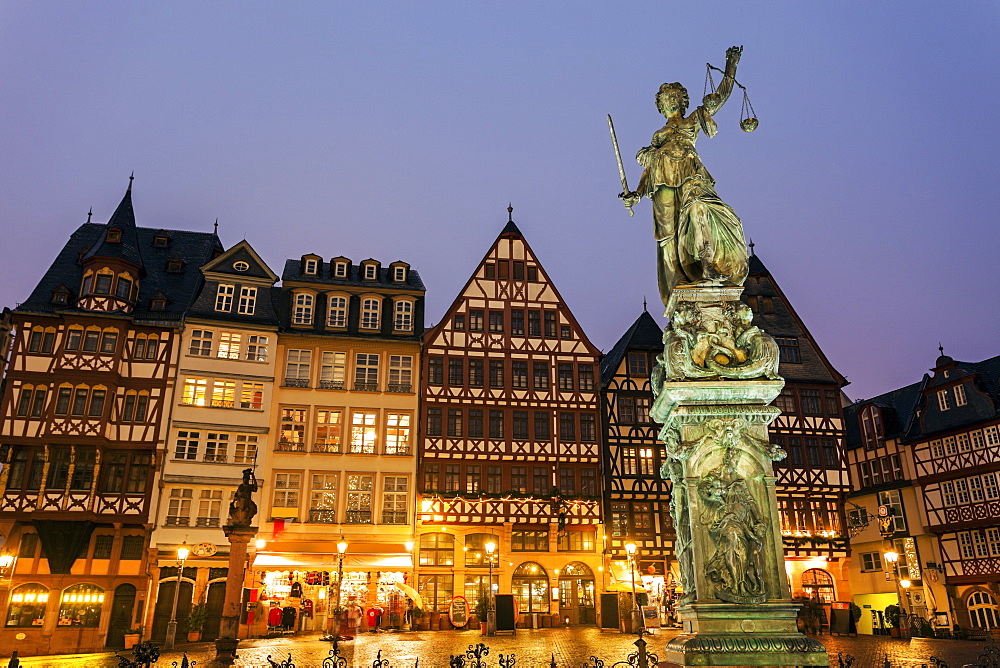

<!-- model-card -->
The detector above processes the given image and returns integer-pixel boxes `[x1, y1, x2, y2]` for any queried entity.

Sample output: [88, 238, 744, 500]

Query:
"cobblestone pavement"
[13, 628, 1000, 667]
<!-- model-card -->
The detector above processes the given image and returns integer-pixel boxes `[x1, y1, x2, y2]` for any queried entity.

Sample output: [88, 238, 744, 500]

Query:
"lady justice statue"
[617, 46, 749, 306]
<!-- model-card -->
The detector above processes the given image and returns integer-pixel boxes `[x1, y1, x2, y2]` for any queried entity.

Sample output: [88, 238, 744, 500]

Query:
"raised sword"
[607, 114, 634, 216]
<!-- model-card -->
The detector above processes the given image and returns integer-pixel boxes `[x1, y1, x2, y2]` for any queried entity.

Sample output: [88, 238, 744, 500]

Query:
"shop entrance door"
[557, 563, 595, 625]
[151, 580, 193, 642]
[204, 581, 226, 641]
[105, 583, 136, 648]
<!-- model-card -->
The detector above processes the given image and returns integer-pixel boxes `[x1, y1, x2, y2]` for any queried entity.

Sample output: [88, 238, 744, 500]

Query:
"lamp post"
[884, 550, 909, 618]
[335, 538, 348, 610]
[164, 542, 190, 650]
[624, 542, 642, 638]
[485, 540, 496, 636]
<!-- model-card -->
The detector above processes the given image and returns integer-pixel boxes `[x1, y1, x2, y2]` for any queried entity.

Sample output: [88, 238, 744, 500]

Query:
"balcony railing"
[283, 378, 310, 388]
[240, 400, 263, 410]
[312, 442, 341, 454]
[319, 380, 345, 390]
[381, 511, 407, 524]
[345, 509, 372, 524]
[275, 440, 306, 452]
[210, 399, 236, 408]
[203, 453, 228, 463]
[196, 516, 220, 527]
[353, 382, 379, 392]
[165, 516, 189, 526]
[384, 446, 412, 456]
[387, 384, 412, 393]
[308, 509, 338, 524]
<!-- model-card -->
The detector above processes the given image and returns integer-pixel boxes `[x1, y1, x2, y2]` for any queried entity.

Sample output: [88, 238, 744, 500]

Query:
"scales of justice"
[608, 47, 829, 667]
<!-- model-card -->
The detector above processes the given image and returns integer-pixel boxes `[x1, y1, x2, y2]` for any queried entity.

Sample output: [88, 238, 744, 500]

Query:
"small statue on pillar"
[227, 468, 258, 527]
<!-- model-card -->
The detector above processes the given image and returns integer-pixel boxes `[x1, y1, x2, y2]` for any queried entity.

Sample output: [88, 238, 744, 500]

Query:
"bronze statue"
[620, 46, 749, 305]
[228, 468, 258, 527]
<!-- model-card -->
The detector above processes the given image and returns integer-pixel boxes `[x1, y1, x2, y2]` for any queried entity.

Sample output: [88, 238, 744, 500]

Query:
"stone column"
[214, 525, 257, 664]
[652, 285, 827, 667]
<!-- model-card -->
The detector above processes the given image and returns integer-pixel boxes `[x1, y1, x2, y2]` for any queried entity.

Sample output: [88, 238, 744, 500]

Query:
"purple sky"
[3, 2, 1000, 402]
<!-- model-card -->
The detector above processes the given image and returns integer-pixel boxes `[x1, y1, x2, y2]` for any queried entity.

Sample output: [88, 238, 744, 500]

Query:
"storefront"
[248, 552, 415, 637]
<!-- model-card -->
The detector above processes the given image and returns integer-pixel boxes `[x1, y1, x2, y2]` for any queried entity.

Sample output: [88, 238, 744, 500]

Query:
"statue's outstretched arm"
[704, 46, 742, 116]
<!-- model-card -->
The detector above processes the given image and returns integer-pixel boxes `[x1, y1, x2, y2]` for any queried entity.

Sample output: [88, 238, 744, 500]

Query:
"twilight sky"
[2, 2, 999, 402]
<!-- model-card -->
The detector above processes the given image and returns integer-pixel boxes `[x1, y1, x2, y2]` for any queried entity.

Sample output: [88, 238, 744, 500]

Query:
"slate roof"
[81, 184, 144, 268]
[19, 222, 222, 320]
[601, 310, 663, 383]
[281, 259, 426, 292]
[843, 352, 1000, 449]
[743, 251, 847, 386]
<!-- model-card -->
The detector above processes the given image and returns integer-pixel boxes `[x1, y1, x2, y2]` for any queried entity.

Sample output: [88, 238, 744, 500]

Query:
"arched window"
[860, 405, 884, 450]
[293, 293, 314, 325]
[115, 273, 134, 300]
[65, 325, 84, 351]
[93, 269, 114, 295]
[969, 591, 1000, 629]
[6, 584, 49, 627]
[800, 568, 835, 603]
[58, 583, 105, 627]
[82, 327, 101, 352]
[557, 562, 595, 611]
[327, 295, 348, 328]
[361, 298, 381, 329]
[394, 299, 414, 332]
[512, 562, 549, 613]
[561, 561, 594, 578]
[100, 328, 119, 354]
[418, 532, 455, 566]
[464, 533, 500, 568]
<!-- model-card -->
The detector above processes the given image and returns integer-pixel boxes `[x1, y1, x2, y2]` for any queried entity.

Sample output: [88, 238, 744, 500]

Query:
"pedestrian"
[7, 650, 19, 668]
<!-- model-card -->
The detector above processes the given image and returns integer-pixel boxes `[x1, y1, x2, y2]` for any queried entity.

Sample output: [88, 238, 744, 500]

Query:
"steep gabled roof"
[601, 310, 662, 382]
[743, 250, 847, 387]
[82, 179, 144, 269]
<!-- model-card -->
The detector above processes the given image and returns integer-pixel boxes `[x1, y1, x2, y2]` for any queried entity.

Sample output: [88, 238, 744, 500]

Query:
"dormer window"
[233, 261, 250, 272]
[334, 262, 348, 278]
[937, 389, 951, 411]
[393, 266, 407, 282]
[166, 255, 185, 272]
[304, 259, 319, 275]
[363, 264, 377, 281]
[955, 383, 968, 407]
[93, 271, 113, 295]
[151, 296, 168, 310]
[859, 404, 884, 450]
[106, 228, 122, 243]
[51, 288, 69, 305]
[152, 234, 169, 247]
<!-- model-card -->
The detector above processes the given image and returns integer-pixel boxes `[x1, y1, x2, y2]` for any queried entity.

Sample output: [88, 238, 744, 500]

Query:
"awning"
[252, 553, 413, 570]
[395, 583, 423, 609]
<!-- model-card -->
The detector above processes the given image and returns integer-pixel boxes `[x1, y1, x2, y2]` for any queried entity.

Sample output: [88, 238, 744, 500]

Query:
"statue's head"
[657, 83, 689, 116]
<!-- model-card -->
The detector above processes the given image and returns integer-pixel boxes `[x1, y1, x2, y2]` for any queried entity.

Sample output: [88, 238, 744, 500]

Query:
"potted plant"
[124, 627, 142, 649]
[884, 604, 901, 638]
[186, 603, 207, 642]
[475, 595, 490, 635]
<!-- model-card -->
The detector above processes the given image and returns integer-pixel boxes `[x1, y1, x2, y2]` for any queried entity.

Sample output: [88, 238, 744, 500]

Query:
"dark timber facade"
[416, 212, 603, 624]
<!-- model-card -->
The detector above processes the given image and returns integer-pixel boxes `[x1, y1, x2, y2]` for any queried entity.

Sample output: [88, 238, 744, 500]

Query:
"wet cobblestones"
[12, 628, 1000, 668]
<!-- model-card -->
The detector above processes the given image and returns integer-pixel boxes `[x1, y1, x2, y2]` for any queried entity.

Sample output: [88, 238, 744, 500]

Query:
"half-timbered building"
[0, 181, 223, 655]
[145, 240, 281, 643]
[742, 251, 851, 604]
[417, 210, 603, 625]
[599, 310, 675, 608]
[249, 252, 424, 637]
[846, 352, 1000, 634]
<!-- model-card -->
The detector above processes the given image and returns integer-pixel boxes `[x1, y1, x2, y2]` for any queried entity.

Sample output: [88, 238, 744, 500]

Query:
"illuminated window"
[182, 378, 209, 406]
[245, 335, 268, 362]
[6, 584, 49, 628]
[217, 332, 241, 360]
[385, 413, 411, 455]
[345, 474, 374, 523]
[57, 584, 104, 627]
[349, 412, 378, 454]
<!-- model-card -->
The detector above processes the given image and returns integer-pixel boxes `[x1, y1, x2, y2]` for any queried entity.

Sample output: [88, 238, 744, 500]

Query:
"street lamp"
[0, 553, 15, 581]
[624, 542, 642, 638]
[884, 550, 908, 616]
[164, 542, 190, 650]
[485, 540, 497, 636]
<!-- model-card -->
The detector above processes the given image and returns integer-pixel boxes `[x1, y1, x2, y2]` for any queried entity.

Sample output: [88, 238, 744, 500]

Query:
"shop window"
[417, 574, 453, 612]
[418, 533, 455, 566]
[512, 562, 549, 613]
[800, 568, 835, 603]
[5, 584, 49, 627]
[57, 584, 104, 627]
[969, 591, 1000, 629]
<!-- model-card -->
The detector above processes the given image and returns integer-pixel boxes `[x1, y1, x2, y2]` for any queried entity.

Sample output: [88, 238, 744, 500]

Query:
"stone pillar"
[652, 286, 827, 667]
[214, 525, 256, 664]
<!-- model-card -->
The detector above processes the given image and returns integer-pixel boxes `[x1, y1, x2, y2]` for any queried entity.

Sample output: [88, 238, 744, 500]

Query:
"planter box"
[124, 634, 140, 650]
